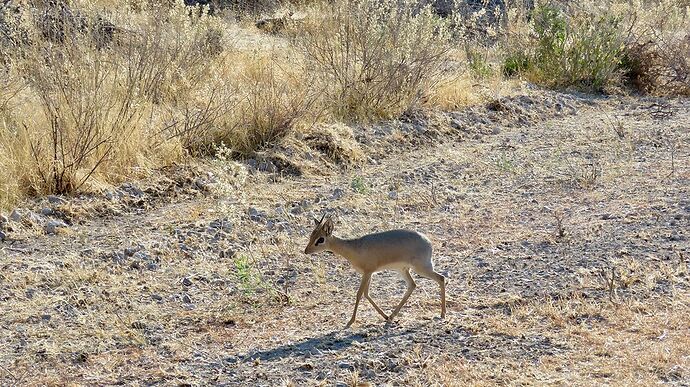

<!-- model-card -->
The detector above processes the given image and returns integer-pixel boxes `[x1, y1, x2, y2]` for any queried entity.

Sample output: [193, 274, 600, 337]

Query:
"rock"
[121, 183, 144, 197]
[182, 294, 192, 304]
[193, 178, 207, 190]
[47, 195, 67, 205]
[151, 294, 163, 302]
[388, 191, 398, 200]
[0, 214, 8, 225]
[0, 230, 6, 242]
[124, 246, 142, 257]
[26, 211, 43, 225]
[182, 277, 193, 287]
[146, 262, 159, 271]
[9, 209, 22, 222]
[41, 314, 51, 321]
[41, 207, 54, 216]
[246, 159, 258, 170]
[331, 188, 345, 200]
[249, 207, 266, 222]
[45, 220, 67, 235]
[290, 206, 303, 215]
[219, 248, 235, 259]
[112, 251, 126, 264]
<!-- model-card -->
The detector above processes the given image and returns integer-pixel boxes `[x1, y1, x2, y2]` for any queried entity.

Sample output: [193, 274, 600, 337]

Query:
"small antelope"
[304, 215, 446, 328]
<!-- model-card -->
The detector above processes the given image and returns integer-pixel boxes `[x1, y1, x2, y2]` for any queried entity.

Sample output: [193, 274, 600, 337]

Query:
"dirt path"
[1, 91, 688, 386]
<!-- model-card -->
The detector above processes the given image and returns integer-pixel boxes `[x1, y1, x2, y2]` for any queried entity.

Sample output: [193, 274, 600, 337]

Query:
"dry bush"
[292, 0, 451, 120]
[218, 53, 320, 156]
[624, 0, 690, 95]
[0, 1, 229, 203]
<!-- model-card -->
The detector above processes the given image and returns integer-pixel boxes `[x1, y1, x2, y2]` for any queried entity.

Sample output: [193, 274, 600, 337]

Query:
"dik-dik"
[304, 215, 446, 328]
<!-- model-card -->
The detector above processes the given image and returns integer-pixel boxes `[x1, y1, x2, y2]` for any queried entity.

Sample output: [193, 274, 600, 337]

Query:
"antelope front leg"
[346, 273, 371, 328]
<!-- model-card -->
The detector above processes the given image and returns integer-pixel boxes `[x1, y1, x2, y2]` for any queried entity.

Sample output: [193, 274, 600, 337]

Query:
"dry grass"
[2, 0, 687, 209]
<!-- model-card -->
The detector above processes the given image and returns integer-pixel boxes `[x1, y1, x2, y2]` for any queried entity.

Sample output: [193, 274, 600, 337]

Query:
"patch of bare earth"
[1, 90, 688, 386]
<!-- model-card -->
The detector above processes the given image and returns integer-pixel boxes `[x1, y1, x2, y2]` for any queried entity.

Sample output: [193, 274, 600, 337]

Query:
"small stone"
[331, 188, 345, 200]
[112, 251, 126, 263]
[0, 214, 8, 225]
[9, 209, 22, 222]
[124, 246, 142, 257]
[146, 262, 159, 271]
[0, 230, 6, 242]
[388, 191, 398, 200]
[47, 195, 67, 205]
[193, 178, 207, 190]
[338, 362, 354, 370]
[246, 159, 258, 170]
[132, 251, 150, 260]
[182, 277, 193, 287]
[151, 294, 163, 302]
[219, 249, 235, 259]
[40, 207, 54, 216]
[290, 206, 303, 215]
[41, 314, 51, 321]
[182, 294, 192, 303]
[45, 220, 67, 235]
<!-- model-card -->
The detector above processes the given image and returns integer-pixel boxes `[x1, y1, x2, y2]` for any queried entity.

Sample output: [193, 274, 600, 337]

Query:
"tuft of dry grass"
[291, 0, 452, 120]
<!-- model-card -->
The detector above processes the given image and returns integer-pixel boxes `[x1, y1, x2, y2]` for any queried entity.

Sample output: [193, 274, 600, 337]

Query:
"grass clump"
[293, 0, 451, 120]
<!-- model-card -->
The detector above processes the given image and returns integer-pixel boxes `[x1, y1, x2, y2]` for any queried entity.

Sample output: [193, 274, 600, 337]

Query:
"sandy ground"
[1, 89, 688, 386]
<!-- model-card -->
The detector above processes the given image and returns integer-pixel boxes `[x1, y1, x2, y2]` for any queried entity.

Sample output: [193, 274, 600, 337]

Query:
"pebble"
[0, 214, 8, 225]
[331, 188, 345, 200]
[47, 195, 67, 205]
[9, 209, 22, 222]
[45, 220, 67, 235]
[40, 208, 54, 216]
[124, 245, 143, 257]
[246, 159, 258, 170]
[0, 230, 5, 242]
[219, 248, 235, 258]
[182, 277, 193, 287]
[388, 191, 398, 200]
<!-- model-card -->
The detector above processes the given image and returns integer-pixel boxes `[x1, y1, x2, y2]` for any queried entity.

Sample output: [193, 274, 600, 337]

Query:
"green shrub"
[505, 4, 627, 91]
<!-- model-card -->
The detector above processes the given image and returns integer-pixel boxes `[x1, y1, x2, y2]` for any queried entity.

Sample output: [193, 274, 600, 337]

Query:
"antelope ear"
[323, 218, 334, 235]
[313, 217, 320, 225]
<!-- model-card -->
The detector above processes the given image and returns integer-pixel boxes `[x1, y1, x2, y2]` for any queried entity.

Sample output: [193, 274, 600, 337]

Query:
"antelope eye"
[315, 237, 325, 246]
